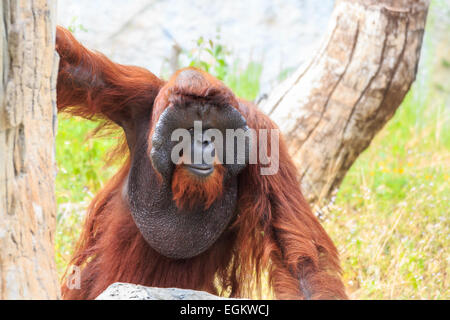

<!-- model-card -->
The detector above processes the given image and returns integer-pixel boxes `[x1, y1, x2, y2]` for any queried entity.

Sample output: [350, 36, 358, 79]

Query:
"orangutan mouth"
[185, 163, 214, 177]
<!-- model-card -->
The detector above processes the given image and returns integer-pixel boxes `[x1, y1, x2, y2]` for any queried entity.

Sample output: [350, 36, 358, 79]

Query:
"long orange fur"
[56, 26, 347, 300]
[171, 164, 224, 211]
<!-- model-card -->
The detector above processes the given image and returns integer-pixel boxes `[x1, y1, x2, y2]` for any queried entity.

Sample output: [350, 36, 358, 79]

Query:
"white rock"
[96, 282, 234, 300]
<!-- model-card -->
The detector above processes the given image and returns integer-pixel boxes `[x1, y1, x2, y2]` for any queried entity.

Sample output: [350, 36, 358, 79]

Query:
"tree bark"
[260, 0, 430, 206]
[0, 0, 59, 299]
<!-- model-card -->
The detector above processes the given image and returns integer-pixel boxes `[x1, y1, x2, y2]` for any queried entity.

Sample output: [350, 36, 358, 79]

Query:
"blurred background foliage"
[55, 0, 449, 299]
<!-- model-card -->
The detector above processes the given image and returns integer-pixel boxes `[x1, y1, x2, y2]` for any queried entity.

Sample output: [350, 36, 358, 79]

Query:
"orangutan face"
[126, 69, 252, 259]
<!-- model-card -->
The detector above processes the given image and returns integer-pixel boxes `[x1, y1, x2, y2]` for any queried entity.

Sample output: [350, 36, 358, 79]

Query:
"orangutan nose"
[185, 133, 215, 177]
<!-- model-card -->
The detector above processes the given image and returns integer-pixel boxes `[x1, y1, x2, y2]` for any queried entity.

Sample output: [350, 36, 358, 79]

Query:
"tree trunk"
[260, 0, 430, 206]
[0, 0, 59, 299]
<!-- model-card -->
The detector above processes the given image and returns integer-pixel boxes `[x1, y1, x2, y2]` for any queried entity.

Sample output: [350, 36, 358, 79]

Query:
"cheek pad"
[151, 104, 251, 180]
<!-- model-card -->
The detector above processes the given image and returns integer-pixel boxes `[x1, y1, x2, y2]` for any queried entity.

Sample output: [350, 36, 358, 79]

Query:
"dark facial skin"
[125, 103, 250, 259]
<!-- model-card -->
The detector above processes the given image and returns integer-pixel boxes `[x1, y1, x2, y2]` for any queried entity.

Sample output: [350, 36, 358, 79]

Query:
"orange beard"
[171, 164, 225, 211]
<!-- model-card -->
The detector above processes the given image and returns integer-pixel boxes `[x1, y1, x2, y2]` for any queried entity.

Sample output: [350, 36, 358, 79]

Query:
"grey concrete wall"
[57, 0, 335, 96]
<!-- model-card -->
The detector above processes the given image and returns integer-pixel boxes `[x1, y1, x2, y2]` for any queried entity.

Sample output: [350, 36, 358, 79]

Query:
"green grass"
[55, 2, 449, 299]
[322, 1, 450, 298]
[55, 117, 119, 274]
[324, 87, 449, 299]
